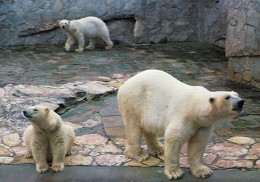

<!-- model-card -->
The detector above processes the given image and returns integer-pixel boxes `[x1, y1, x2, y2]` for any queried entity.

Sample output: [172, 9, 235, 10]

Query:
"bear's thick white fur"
[23, 105, 75, 173]
[117, 70, 244, 179]
[59, 16, 113, 52]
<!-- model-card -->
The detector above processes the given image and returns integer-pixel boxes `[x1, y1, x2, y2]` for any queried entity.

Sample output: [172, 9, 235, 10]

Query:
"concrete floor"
[0, 164, 259, 182]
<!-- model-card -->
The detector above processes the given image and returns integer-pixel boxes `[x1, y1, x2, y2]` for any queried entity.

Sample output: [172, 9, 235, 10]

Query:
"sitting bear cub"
[59, 16, 113, 52]
[117, 69, 244, 179]
[23, 105, 75, 173]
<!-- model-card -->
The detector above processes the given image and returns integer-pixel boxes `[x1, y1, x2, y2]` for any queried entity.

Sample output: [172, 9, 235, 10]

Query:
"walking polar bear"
[59, 16, 113, 52]
[117, 70, 244, 179]
[23, 105, 75, 173]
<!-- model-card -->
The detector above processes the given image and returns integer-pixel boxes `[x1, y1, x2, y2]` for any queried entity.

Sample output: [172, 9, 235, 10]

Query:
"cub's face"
[59, 20, 70, 30]
[209, 91, 244, 117]
[23, 105, 49, 123]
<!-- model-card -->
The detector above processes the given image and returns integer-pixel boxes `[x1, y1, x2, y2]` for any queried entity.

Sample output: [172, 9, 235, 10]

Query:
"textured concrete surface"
[0, 165, 259, 182]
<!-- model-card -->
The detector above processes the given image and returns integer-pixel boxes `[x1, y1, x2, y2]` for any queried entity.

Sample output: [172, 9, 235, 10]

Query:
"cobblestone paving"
[0, 43, 259, 170]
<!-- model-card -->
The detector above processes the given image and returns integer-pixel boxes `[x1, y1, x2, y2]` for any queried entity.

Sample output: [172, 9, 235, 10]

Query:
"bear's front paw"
[105, 44, 113, 50]
[75, 48, 84, 52]
[191, 165, 213, 178]
[164, 166, 184, 180]
[51, 163, 64, 172]
[85, 45, 95, 50]
[126, 150, 149, 162]
[148, 144, 164, 157]
[36, 164, 49, 173]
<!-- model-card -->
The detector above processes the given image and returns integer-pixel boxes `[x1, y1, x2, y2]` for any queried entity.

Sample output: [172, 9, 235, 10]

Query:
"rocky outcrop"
[0, 81, 117, 133]
[0, 0, 231, 47]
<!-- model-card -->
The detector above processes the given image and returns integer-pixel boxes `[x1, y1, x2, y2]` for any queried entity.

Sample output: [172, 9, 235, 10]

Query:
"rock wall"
[0, 0, 230, 46]
[226, 0, 260, 88]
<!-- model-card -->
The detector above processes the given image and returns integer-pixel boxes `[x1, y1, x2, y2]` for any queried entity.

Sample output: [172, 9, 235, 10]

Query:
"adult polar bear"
[59, 17, 113, 52]
[118, 70, 244, 180]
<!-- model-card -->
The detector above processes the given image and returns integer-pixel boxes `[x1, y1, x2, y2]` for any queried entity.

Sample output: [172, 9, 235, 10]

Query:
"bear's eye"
[33, 109, 38, 112]
[225, 96, 231, 100]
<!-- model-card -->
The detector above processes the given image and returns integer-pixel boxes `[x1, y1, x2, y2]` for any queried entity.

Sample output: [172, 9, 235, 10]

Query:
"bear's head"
[206, 91, 244, 121]
[23, 105, 52, 131]
[59, 20, 70, 30]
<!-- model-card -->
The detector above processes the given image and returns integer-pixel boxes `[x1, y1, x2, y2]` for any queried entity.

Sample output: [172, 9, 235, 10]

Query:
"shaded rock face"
[0, 0, 235, 47]
[226, 0, 260, 88]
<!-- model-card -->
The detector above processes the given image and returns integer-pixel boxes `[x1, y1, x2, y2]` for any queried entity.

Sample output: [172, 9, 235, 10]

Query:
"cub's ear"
[68, 20, 71, 24]
[209, 97, 215, 104]
[45, 108, 50, 113]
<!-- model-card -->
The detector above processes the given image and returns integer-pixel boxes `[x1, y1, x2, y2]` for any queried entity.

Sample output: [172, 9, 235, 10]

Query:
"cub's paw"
[164, 166, 184, 180]
[126, 150, 149, 162]
[25, 152, 32, 159]
[148, 144, 164, 157]
[66, 151, 72, 156]
[191, 165, 213, 178]
[36, 164, 49, 173]
[51, 163, 64, 173]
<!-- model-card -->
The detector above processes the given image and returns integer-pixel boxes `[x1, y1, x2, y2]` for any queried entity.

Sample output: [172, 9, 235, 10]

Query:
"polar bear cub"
[59, 16, 113, 52]
[23, 105, 75, 173]
[117, 70, 244, 179]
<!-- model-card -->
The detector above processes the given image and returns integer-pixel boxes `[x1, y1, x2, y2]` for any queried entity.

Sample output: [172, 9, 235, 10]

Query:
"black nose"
[23, 111, 29, 117]
[62, 26, 65, 29]
[237, 99, 244, 108]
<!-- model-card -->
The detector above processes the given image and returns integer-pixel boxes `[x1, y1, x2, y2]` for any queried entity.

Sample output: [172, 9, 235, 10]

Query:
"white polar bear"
[117, 69, 244, 180]
[23, 105, 75, 173]
[59, 16, 113, 52]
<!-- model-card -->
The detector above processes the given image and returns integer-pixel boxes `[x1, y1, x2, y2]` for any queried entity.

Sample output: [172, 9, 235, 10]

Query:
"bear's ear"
[68, 20, 71, 24]
[45, 108, 50, 113]
[209, 97, 215, 104]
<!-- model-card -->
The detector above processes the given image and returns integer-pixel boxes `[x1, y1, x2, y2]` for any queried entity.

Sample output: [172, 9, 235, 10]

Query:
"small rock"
[214, 159, 254, 169]
[142, 157, 161, 166]
[15, 156, 34, 164]
[180, 156, 189, 167]
[12, 146, 27, 156]
[82, 119, 99, 128]
[0, 146, 12, 156]
[98, 76, 111, 82]
[3, 133, 21, 147]
[74, 134, 108, 146]
[95, 154, 128, 166]
[65, 155, 93, 165]
[81, 148, 91, 155]
[112, 74, 124, 79]
[107, 82, 123, 88]
[124, 160, 146, 167]
[255, 160, 260, 169]
[244, 154, 258, 160]
[0, 127, 11, 137]
[204, 154, 217, 164]
[249, 143, 260, 156]
[92, 144, 122, 154]
[112, 138, 126, 147]
[0, 157, 14, 164]
[64, 122, 83, 130]
[207, 142, 248, 157]
[227, 136, 255, 145]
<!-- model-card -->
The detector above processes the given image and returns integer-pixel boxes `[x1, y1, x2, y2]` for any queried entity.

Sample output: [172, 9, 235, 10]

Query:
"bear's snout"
[23, 110, 32, 118]
[62, 25, 65, 29]
[233, 99, 244, 112]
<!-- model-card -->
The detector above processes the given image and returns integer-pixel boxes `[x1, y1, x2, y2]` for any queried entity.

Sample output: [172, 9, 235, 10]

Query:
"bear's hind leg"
[100, 36, 113, 49]
[125, 118, 149, 161]
[143, 131, 164, 157]
[188, 126, 213, 178]
[85, 38, 96, 50]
